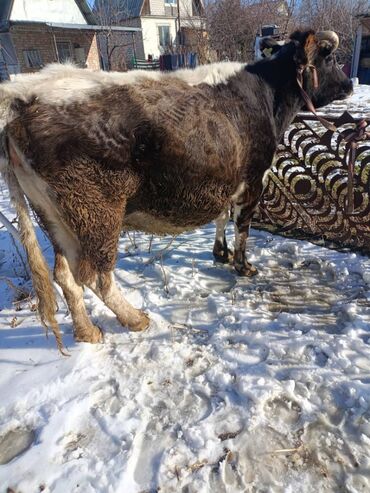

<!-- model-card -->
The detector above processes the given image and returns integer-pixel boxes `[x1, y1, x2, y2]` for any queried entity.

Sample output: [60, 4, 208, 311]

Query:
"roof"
[125, 0, 144, 18]
[93, 0, 205, 21]
[248, 0, 287, 7]
[0, 0, 13, 23]
[0, 0, 97, 24]
[245, 0, 288, 19]
[358, 14, 370, 33]
[74, 0, 97, 24]
[93, 0, 144, 20]
[45, 22, 141, 32]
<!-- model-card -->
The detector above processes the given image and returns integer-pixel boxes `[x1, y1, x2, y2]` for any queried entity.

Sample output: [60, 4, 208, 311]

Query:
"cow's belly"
[123, 203, 226, 235]
[123, 212, 201, 235]
[124, 180, 233, 235]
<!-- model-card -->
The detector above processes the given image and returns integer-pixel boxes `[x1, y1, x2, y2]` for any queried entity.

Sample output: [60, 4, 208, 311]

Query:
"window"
[164, 0, 177, 16]
[23, 49, 43, 68]
[158, 26, 171, 47]
[56, 41, 72, 63]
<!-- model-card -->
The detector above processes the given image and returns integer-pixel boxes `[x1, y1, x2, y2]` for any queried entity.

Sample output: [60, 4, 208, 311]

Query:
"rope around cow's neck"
[297, 65, 337, 132]
[297, 65, 370, 214]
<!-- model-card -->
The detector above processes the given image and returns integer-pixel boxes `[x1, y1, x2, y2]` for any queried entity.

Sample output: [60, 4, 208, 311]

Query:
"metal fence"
[254, 111, 370, 254]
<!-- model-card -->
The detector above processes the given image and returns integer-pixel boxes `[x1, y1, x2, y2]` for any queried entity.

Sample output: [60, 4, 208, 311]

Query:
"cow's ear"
[261, 37, 280, 49]
[315, 31, 340, 58]
[290, 30, 339, 65]
[261, 37, 284, 57]
[317, 41, 335, 58]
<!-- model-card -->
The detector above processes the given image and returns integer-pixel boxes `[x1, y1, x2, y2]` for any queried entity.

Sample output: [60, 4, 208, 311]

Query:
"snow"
[320, 82, 370, 118]
[0, 86, 370, 492]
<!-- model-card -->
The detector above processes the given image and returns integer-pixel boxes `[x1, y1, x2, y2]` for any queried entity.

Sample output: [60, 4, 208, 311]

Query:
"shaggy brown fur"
[1, 30, 352, 348]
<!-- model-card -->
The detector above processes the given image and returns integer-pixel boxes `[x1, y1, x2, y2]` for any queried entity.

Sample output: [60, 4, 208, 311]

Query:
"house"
[0, 0, 143, 80]
[117, 0, 206, 60]
[351, 14, 370, 84]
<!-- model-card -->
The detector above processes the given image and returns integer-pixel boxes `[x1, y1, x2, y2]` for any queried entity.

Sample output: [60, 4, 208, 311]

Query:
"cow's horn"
[316, 31, 339, 51]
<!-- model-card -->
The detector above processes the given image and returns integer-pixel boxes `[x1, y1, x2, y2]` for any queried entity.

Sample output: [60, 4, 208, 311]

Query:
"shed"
[0, 0, 143, 79]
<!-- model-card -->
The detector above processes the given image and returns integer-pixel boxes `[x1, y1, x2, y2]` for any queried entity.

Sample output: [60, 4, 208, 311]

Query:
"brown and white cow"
[0, 30, 352, 350]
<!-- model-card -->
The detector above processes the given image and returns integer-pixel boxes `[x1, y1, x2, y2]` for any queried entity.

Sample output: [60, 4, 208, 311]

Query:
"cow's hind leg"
[213, 209, 233, 264]
[75, 226, 149, 333]
[50, 157, 149, 333]
[86, 272, 149, 332]
[54, 252, 102, 343]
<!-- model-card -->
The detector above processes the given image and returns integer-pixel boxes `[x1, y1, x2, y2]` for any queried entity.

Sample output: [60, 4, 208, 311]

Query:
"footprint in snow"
[264, 396, 302, 430]
[0, 428, 36, 465]
[222, 341, 269, 366]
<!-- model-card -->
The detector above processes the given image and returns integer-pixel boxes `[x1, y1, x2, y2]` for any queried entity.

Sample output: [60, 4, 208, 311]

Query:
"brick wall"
[10, 23, 101, 73]
[86, 32, 101, 71]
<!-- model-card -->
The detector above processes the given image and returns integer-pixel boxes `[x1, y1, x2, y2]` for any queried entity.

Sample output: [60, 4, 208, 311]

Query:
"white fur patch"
[214, 209, 230, 244]
[0, 61, 246, 108]
[172, 61, 246, 86]
[231, 181, 247, 202]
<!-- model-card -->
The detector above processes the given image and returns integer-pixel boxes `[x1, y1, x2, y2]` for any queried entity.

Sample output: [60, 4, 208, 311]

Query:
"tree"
[296, 0, 368, 63]
[205, 0, 298, 62]
[178, 0, 211, 63]
[93, 0, 138, 70]
[206, 0, 254, 61]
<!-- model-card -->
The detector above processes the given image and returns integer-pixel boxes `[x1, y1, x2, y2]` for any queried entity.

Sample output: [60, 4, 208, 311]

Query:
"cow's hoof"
[235, 263, 258, 277]
[213, 249, 234, 264]
[129, 312, 150, 332]
[75, 324, 103, 343]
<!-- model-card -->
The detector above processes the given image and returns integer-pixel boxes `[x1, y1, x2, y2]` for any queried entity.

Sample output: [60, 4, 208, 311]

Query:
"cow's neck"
[245, 55, 304, 140]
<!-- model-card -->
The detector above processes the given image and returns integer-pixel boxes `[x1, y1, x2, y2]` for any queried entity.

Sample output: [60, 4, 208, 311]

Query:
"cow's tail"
[0, 132, 66, 354]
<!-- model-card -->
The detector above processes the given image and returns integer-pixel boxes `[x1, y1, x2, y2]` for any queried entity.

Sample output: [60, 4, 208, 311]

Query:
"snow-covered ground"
[0, 86, 370, 493]
[317, 82, 370, 117]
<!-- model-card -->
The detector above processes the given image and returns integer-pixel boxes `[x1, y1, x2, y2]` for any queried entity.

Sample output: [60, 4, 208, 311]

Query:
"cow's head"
[292, 30, 353, 108]
[267, 30, 353, 109]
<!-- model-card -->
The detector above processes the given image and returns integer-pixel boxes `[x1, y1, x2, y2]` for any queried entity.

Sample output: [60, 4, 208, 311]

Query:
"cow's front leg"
[233, 186, 262, 277]
[213, 209, 233, 264]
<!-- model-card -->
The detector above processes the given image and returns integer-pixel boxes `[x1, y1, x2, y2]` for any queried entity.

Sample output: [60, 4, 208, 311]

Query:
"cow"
[0, 30, 352, 351]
